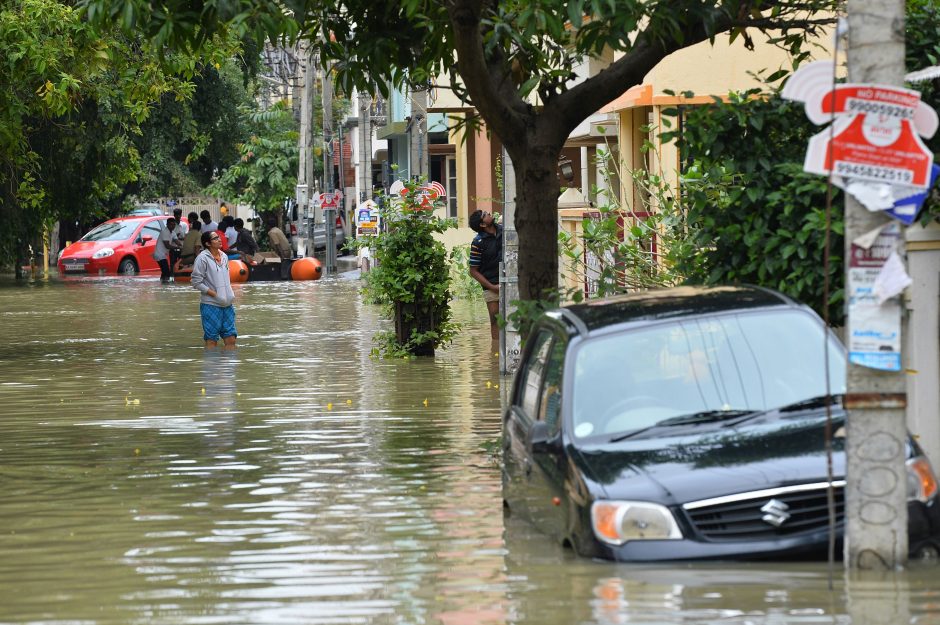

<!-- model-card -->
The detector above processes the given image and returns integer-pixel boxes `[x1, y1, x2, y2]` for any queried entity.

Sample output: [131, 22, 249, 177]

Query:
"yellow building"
[423, 29, 833, 285]
[558, 29, 835, 296]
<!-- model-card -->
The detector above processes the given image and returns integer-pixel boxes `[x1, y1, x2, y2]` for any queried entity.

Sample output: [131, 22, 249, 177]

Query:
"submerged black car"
[503, 285, 940, 561]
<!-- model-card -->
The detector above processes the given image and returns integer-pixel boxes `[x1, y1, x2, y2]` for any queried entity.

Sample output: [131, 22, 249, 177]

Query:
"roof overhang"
[376, 121, 408, 140]
[602, 84, 725, 112]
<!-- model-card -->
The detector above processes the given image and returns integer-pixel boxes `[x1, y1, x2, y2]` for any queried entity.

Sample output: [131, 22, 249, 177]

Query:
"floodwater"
[0, 272, 937, 625]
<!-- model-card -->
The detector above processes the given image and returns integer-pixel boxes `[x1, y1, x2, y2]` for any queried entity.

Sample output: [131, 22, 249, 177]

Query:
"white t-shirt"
[153, 225, 177, 261]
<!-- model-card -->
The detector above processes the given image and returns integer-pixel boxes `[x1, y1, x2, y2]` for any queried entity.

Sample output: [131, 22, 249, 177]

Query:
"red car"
[58, 216, 171, 275]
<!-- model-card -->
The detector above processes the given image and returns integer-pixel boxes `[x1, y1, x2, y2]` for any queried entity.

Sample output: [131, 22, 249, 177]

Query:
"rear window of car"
[570, 309, 846, 439]
[81, 221, 140, 242]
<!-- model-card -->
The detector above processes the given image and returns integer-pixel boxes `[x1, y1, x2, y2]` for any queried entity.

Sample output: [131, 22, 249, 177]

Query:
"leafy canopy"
[83, 0, 839, 300]
[0, 0, 234, 266]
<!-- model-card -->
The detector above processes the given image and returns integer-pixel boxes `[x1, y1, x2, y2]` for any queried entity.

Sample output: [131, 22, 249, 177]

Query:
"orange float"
[290, 257, 323, 281]
[228, 259, 249, 283]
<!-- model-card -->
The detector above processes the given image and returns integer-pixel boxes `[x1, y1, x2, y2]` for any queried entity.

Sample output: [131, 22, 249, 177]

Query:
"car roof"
[555, 285, 798, 334]
[105, 215, 167, 223]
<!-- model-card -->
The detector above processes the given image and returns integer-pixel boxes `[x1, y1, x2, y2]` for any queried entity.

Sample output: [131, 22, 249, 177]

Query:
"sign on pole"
[783, 61, 938, 194]
[847, 223, 904, 371]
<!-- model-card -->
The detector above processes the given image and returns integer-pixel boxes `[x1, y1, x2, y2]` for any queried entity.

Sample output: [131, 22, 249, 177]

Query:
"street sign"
[400, 182, 447, 210]
[783, 61, 938, 191]
[319, 192, 337, 208]
[800, 86, 934, 188]
[356, 200, 380, 236]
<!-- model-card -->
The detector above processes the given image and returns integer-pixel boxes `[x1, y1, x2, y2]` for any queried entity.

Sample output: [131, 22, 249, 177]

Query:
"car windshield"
[571, 309, 846, 439]
[80, 220, 140, 242]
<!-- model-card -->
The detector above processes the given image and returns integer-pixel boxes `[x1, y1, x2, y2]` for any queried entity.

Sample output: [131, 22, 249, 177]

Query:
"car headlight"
[591, 500, 683, 545]
[907, 456, 939, 503]
[92, 248, 115, 259]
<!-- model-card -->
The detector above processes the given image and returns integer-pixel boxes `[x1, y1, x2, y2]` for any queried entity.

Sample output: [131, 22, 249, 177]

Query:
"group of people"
[153, 207, 263, 284]
[160, 201, 500, 351]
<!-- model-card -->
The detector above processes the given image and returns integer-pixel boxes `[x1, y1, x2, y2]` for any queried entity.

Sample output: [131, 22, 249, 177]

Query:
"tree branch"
[445, 0, 527, 147]
[548, 12, 739, 137]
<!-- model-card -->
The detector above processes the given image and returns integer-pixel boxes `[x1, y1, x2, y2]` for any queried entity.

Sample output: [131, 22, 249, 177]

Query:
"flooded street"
[0, 274, 937, 624]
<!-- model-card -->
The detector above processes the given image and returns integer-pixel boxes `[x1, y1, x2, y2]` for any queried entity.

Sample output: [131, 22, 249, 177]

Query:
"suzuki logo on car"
[761, 499, 791, 527]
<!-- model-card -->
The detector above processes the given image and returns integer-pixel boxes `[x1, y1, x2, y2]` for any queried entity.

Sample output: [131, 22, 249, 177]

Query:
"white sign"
[847, 223, 903, 371]
[355, 200, 380, 236]
[783, 61, 938, 190]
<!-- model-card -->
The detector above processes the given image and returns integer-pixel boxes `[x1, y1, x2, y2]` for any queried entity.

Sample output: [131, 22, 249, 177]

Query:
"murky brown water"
[0, 272, 937, 624]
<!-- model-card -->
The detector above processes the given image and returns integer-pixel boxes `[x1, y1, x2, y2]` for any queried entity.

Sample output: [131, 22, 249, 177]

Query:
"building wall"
[611, 27, 835, 212]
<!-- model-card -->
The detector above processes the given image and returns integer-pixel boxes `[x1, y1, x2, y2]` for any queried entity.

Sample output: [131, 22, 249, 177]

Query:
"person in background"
[200, 209, 218, 234]
[153, 217, 183, 283]
[222, 216, 238, 247]
[187, 211, 199, 230]
[266, 217, 292, 260]
[180, 220, 202, 266]
[468, 209, 503, 341]
[173, 208, 188, 235]
[169, 208, 186, 269]
[265, 216, 292, 279]
[191, 230, 237, 349]
[233, 218, 259, 264]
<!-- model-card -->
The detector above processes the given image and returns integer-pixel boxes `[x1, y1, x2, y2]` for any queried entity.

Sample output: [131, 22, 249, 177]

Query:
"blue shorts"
[200, 303, 237, 342]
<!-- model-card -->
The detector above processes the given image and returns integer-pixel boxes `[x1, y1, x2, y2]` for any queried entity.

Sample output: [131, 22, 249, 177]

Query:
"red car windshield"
[80, 221, 140, 242]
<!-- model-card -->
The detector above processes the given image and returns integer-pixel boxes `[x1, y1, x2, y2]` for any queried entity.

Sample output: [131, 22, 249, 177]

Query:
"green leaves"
[205, 100, 297, 213]
[663, 92, 845, 323]
[360, 178, 458, 356]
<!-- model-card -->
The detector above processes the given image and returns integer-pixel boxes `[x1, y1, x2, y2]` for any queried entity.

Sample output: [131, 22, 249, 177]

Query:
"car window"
[80, 221, 140, 242]
[515, 329, 553, 419]
[142, 221, 164, 240]
[571, 309, 846, 439]
[538, 339, 565, 436]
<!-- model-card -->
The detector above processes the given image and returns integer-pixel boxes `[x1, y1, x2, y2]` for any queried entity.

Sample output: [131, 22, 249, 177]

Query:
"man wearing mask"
[468, 209, 503, 341]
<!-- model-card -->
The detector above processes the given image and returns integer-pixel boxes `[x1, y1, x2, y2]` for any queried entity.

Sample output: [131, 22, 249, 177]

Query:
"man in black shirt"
[468, 209, 503, 340]
[233, 218, 259, 264]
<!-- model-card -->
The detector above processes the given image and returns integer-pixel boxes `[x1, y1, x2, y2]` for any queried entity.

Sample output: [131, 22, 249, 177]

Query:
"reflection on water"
[0, 274, 937, 624]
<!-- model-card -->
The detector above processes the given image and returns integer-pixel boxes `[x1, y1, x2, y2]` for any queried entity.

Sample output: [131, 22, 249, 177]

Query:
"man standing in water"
[468, 209, 502, 341]
[265, 216, 293, 279]
[191, 230, 237, 349]
[153, 217, 182, 283]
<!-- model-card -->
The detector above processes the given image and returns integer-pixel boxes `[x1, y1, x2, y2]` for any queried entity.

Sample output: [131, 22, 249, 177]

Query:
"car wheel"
[118, 258, 138, 275]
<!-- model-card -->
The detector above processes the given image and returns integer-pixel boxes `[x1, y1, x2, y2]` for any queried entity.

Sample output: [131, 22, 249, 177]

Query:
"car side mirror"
[140, 236, 153, 244]
[529, 421, 562, 455]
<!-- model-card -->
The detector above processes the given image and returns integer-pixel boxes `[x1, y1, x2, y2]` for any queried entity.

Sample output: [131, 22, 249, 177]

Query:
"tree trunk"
[511, 144, 564, 301]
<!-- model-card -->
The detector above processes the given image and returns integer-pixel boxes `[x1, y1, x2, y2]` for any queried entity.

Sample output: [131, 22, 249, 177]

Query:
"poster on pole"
[356, 200, 380, 236]
[783, 61, 939, 216]
[847, 223, 903, 371]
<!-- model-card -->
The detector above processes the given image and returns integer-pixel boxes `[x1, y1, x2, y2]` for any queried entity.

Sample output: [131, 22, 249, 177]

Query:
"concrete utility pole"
[500, 149, 521, 376]
[844, 0, 909, 570]
[320, 62, 338, 274]
[409, 88, 428, 179]
[295, 42, 314, 258]
[322, 64, 334, 195]
[359, 91, 373, 205]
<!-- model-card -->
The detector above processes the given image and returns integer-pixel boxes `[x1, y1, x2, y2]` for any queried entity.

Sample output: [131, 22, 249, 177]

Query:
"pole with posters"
[783, 1, 937, 569]
[843, 0, 909, 570]
[500, 148, 521, 376]
[295, 42, 315, 259]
